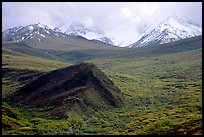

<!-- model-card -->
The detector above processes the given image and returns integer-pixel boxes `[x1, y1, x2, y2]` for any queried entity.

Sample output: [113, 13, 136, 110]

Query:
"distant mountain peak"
[165, 15, 200, 26]
[2, 23, 68, 43]
[65, 22, 114, 45]
[130, 16, 202, 48]
[66, 22, 105, 36]
[33, 23, 46, 28]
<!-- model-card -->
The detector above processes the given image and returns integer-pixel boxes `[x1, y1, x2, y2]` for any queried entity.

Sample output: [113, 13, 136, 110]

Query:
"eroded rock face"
[10, 63, 124, 118]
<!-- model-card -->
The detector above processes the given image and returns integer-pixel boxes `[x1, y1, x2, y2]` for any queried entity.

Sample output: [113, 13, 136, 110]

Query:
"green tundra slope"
[2, 42, 123, 63]
[2, 35, 202, 135]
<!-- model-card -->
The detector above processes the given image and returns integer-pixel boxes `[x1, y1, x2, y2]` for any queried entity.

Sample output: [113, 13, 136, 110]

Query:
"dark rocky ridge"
[10, 63, 124, 118]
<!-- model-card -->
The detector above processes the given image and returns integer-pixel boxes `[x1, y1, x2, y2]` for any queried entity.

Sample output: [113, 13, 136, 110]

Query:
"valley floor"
[2, 38, 202, 135]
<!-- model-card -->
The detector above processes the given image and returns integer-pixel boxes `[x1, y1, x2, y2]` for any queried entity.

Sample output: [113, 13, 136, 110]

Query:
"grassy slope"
[86, 36, 202, 135]
[2, 48, 71, 98]
[2, 42, 123, 63]
[2, 42, 69, 63]
[2, 47, 70, 72]
[2, 36, 202, 135]
[22, 35, 122, 51]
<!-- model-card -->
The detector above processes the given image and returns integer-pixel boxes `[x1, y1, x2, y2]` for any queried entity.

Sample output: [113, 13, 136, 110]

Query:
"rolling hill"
[9, 63, 124, 118]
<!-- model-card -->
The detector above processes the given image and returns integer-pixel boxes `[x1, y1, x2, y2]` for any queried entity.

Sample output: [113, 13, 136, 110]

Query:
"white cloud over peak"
[119, 7, 141, 23]
[141, 2, 160, 16]
[82, 17, 94, 27]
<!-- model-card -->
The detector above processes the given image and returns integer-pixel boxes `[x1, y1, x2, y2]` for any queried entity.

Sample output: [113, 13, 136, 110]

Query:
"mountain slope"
[65, 22, 114, 45]
[2, 23, 118, 51]
[10, 63, 124, 118]
[130, 16, 202, 48]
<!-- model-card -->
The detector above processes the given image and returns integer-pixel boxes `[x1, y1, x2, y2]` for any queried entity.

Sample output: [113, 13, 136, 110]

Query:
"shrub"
[20, 127, 33, 131]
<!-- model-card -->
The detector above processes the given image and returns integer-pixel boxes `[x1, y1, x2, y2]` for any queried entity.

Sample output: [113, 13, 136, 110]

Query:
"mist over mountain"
[65, 22, 114, 45]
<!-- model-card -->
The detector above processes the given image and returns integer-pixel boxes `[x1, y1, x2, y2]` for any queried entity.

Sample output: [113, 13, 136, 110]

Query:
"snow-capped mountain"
[2, 23, 68, 43]
[3, 16, 201, 48]
[129, 16, 202, 48]
[65, 22, 114, 45]
[3, 22, 115, 46]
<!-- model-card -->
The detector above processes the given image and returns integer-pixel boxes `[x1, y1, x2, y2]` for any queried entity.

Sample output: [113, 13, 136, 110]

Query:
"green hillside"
[22, 35, 122, 51]
[2, 41, 123, 63]
[2, 36, 202, 135]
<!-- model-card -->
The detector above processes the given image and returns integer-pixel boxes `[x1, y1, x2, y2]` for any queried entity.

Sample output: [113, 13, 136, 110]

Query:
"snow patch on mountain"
[28, 26, 34, 31]
[39, 34, 45, 38]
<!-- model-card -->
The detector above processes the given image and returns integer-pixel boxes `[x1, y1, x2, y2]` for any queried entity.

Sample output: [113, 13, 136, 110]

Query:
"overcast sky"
[2, 2, 202, 46]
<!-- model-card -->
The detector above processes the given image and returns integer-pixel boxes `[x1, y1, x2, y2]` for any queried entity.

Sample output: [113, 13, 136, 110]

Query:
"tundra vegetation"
[2, 36, 202, 135]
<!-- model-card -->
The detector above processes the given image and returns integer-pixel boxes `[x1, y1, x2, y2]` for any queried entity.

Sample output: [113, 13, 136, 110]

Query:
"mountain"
[10, 63, 124, 118]
[2, 23, 115, 47]
[2, 23, 68, 43]
[65, 22, 115, 45]
[129, 16, 202, 48]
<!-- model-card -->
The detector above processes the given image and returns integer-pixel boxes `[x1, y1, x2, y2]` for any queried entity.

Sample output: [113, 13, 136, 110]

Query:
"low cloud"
[119, 7, 132, 18]
[141, 2, 160, 16]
